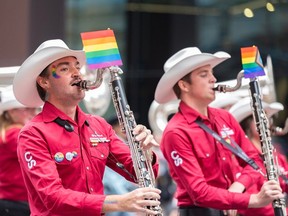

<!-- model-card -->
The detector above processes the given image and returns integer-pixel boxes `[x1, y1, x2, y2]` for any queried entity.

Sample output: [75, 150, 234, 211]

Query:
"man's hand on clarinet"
[133, 124, 159, 150]
[103, 187, 161, 215]
[249, 180, 285, 208]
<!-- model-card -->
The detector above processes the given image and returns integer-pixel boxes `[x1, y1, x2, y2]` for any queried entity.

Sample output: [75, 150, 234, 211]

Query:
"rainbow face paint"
[51, 66, 61, 78]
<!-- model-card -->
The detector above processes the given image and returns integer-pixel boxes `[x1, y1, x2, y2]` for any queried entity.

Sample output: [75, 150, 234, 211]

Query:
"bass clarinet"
[76, 66, 163, 216]
[214, 70, 287, 216]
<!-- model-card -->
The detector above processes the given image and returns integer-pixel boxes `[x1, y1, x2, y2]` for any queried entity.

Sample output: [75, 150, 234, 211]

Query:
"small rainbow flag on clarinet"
[240, 46, 265, 79]
[80, 29, 123, 69]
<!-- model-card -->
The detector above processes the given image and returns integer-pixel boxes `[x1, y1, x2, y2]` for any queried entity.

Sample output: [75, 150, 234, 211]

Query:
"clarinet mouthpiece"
[213, 85, 227, 92]
[72, 82, 81, 87]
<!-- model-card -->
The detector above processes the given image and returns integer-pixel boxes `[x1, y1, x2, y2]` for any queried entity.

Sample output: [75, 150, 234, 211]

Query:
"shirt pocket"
[194, 141, 218, 173]
[90, 142, 110, 160]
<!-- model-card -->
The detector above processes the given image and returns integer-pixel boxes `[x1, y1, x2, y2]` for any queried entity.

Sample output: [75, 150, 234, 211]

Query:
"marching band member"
[13, 39, 161, 216]
[154, 47, 284, 216]
[229, 97, 288, 216]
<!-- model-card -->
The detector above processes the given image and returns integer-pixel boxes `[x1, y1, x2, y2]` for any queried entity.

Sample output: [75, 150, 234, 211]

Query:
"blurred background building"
[1, 0, 288, 141]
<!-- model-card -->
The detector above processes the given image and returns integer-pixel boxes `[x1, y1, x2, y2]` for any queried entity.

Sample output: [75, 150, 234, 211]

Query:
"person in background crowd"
[154, 47, 284, 216]
[0, 85, 39, 216]
[147, 101, 178, 215]
[12, 39, 161, 216]
[229, 97, 288, 216]
[103, 116, 137, 216]
[209, 92, 243, 111]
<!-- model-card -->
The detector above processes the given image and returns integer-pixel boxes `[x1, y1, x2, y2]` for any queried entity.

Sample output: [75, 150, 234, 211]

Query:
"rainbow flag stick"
[81, 29, 123, 69]
[240, 46, 265, 79]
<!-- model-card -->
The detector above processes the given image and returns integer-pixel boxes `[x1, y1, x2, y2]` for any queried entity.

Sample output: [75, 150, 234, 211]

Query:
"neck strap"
[195, 118, 260, 171]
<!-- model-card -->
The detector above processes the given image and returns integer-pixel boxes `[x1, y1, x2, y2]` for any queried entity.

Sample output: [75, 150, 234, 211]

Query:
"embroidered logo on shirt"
[90, 134, 110, 147]
[220, 124, 234, 144]
[220, 124, 234, 137]
[24, 152, 37, 169]
[171, 151, 183, 167]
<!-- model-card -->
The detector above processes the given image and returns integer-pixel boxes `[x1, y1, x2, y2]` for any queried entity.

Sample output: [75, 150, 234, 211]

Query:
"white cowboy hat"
[209, 92, 243, 110]
[13, 39, 86, 107]
[229, 97, 284, 123]
[0, 85, 25, 115]
[154, 47, 231, 104]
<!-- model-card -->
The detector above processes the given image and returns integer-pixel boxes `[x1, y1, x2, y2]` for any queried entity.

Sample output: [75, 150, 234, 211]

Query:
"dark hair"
[107, 116, 119, 126]
[172, 72, 192, 99]
[36, 65, 50, 102]
[240, 115, 254, 138]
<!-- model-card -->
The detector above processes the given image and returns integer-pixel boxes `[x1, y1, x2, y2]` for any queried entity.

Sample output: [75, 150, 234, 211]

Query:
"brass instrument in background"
[76, 66, 163, 216]
[148, 99, 180, 137]
[80, 65, 111, 116]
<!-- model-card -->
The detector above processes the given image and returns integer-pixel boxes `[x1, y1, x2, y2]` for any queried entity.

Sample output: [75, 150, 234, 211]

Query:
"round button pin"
[65, 152, 74, 161]
[54, 152, 64, 162]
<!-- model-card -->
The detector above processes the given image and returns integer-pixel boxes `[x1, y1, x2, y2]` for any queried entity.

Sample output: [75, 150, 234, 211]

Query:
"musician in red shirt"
[13, 39, 161, 216]
[229, 97, 288, 216]
[154, 47, 284, 216]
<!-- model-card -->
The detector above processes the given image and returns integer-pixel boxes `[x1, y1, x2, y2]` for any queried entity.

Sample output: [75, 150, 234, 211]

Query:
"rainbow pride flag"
[80, 29, 123, 69]
[240, 46, 265, 78]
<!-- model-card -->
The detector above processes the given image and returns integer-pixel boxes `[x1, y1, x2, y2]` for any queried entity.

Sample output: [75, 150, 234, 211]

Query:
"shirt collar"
[42, 101, 88, 127]
[179, 101, 219, 124]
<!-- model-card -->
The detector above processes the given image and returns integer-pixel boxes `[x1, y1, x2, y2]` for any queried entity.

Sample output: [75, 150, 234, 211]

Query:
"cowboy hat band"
[154, 47, 231, 104]
[13, 39, 86, 107]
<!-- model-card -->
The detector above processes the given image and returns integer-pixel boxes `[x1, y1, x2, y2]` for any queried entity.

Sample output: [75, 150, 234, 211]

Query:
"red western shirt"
[160, 101, 262, 210]
[17, 102, 159, 216]
[0, 126, 28, 201]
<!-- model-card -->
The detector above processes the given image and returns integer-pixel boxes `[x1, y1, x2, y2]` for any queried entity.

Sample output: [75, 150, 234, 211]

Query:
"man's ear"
[36, 76, 49, 89]
[178, 80, 189, 92]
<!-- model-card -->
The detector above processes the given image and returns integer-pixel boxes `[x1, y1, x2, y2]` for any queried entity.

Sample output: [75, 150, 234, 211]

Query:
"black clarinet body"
[213, 70, 287, 216]
[109, 67, 163, 216]
[76, 66, 163, 216]
[109, 70, 155, 188]
[249, 79, 286, 216]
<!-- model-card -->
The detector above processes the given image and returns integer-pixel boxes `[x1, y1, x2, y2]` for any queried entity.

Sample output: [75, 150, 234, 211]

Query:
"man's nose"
[71, 67, 82, 78]
[210, 74, 217, 83]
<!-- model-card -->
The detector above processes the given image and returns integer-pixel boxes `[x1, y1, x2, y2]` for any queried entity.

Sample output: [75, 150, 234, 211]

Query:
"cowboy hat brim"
[229, 97, 283, 123]
[154, 51, 231, 104]
[13, 46, 86, 107]
[0, 85, 26, 114]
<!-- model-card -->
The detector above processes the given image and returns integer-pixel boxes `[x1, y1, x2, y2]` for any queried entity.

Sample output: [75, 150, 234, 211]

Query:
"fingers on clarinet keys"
[256, 180, 284, 207]
[141, 198, 161, 215]
[142, 205, 162, 215]
[134, 125, 152, 141]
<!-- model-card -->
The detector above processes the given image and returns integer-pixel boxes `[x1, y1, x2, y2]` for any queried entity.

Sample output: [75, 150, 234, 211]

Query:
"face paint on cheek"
[51, 66, 61, 79]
